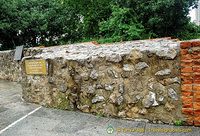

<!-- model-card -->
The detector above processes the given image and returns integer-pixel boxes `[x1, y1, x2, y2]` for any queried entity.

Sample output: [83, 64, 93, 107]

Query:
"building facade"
[194, 0, 200, 25]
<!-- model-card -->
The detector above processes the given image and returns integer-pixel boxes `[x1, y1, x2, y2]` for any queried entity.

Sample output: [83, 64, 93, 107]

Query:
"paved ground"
[0, 80, 199, 136]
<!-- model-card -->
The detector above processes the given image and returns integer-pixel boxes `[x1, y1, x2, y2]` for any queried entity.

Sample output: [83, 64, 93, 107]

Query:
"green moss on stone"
[56, 92, 71, 110]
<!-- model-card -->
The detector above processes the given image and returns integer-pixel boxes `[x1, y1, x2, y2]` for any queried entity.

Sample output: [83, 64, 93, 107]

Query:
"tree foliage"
[66, 0, 111, 39]
[113, 0, 198, 38]
[0, 0, 199, 50]
[0, 0, 79, 50]
[99, 6, 144, 41]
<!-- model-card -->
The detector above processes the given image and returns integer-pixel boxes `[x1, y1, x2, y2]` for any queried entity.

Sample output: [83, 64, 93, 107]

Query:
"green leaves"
[174, 120, 182, 126]
[0, 0, 79, 50]
[99, 6, 144, 42]
[0, 0, 199, 50]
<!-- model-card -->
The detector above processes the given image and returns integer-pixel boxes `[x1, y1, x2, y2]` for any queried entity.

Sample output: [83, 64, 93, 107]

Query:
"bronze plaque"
[25, 60, 47, 75]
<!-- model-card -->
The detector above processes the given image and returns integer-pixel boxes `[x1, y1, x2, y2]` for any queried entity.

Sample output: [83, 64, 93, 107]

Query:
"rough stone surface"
[156, 48, 177, 59]
[117, 96, 124, 105]
[168, 88, 178, 100]
[160, 77, 180, 85]
[123, 64, 133, 72]
[105, 84, 114, 91]
[165, 102, 175, 111]
[90, 70, 98, 80]
[142, 92, 159, 108]
[0, 39, 184, 125]
[106, 53, 122, 63]
[135, 62, 149, 70]
[92, 95, 105, 103]
[59, 83, 67, 93]
[88, 86, 95, 94]
[118, 84, 124, 94]
[155, 69, 171, 76]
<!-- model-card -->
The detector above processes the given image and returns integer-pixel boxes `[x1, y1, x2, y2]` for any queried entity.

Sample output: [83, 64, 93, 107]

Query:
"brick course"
[181, 41, 200, 126]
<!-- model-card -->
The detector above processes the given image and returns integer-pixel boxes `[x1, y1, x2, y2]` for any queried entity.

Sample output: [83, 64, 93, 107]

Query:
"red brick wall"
[181, 41, 200, 126]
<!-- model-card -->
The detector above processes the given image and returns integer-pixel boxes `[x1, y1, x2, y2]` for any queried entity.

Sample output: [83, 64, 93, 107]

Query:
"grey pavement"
[0, 80, 199, 136]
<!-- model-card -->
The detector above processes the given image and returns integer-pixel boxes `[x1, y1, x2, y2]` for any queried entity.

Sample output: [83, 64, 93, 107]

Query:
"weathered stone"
[148, 83, 154, 90]
[126, 112, 138, 118]
[158, 121, 164, 124]
[71, 93, 77, 98]
[96, 84, 103, 89]
[142, 92, 159, 108]
[109, 93, 117, 104]
[155, 69, 171, 76]
[103, 103, 117, 116]
[136, 95, 141, 100]
[160, 77, 180, 85]
[69, 95, 76, 103]
[92, 95, 105, 103]
[135, 62, 149, 70]
[80, 72, 89, 81]
[107, 69, 118, 78]
[123, 64, 133, 72]
[81, 105, 90, 113]
[0, 38, 184, 125]
[106, 53, 122, 63]
[118, 84, 124, 94]
[118, 111, 126, 117]
[70, 101, 74, 109]
[158, 96, 164, 102]
[59, 83, 67, 93]
[117, 96, 124, 105]
[131, 107, 139, 113]
[88, 85, 95, 94]
[49, 76, 55, 83]
[112, 70, 118, 78]
[145, 50, 153, 58]
[90, 70, 98, 80]
[165, 102, 175, 111]
[156, 48, 177, 59]
[168, 88, 178, 100]
[107, 69, 113, 77]
[32, 87, 39, 92]
[124, 94, 137, 104]
[158, 90, 163, 95]
[129, 50, 143, 61]
[105, 84, 114, 91]
[153, 82, 167, 94]
[135, 80, 143, 91]
[139, 109, 148, 115]
[88, 63, 93, 69]
[74, 75, 81, 83]
[148, 78, 155, 82]
[153, 118, 158, 124]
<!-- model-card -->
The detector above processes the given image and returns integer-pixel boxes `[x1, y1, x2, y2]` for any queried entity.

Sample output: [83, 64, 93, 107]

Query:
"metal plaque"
[14, 46, 23, 60]
[25, 60, 47, 75]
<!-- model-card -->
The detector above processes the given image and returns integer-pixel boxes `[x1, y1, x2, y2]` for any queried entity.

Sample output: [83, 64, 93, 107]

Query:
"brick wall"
[181, 41, 200, 126]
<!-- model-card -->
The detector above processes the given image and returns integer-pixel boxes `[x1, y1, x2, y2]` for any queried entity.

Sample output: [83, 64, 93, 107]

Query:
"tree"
[0, 0, 79, 50]
[66, 0, 112, 39]
[99, 6, 144, 41]
[112, 0, 198, 38]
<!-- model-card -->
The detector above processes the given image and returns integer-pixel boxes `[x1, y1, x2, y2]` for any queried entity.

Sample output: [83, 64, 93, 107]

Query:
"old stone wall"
[0, 48, 42, 82]
[0, 38, 196, 126]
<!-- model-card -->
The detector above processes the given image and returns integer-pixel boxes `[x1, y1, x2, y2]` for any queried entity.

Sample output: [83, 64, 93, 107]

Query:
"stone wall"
[0, 38, 196, 126]
[0, 48, 42, 82]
